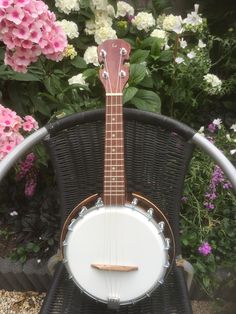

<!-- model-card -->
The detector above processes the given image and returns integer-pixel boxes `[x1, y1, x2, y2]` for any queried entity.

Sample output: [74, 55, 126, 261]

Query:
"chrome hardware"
[107, 297, 120, 310]
[120, 47, 127, 56]
[79, 206, 87, 217]
[165, 238, 170, 250]
[146, 292, 150, 297]
[147, 208, 154, 220]
[120, 70, 126, 78]
[68, 218, 76, 231]
[102, 71, 109, 79]
[158, 279, 164, 284]
[63, 259, 68, 264]
[68, 274, 73, 280]
[158, 221, 165, 232]
[131, 198, 138, 208]
[100, 49, 107, 58]
[62, 240, 68, 246]
[95, 197, 104, 208]
[164, 261, 170, 268]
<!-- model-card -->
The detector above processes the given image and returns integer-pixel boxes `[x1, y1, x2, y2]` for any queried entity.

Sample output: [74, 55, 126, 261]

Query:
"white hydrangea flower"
[150, 29, 167, 39]
[68, 73, 88, 89]
[187, 51, 196, 59]
[90, 0, 108, 11]
[230, 123, 236, 132]
[95, 11, 113, 28]
[84, 46, 99, 66]
[107, 4, 115, 17]
[116, 1, 134, 17]
[132, 12, 155, 32]
[55, 0, 80, 15]
[85, 19, 96, 35]
[175, 57, 184, 64]
[198, 39, 206, 48]
[56, 20, 79, 39]
[94, 26, 117, 44]
[203, 74, 222, 95]
[162, 14, 182, 33]
[179, 38, 187, 48]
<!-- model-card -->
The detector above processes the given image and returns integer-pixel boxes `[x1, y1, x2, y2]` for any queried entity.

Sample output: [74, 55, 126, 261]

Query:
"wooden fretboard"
[103, 95, 126, 205]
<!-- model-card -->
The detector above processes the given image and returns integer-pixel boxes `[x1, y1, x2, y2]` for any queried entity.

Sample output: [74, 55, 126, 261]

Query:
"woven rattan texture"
[41, 263, 192, 314]
[42, 112, 193, 314]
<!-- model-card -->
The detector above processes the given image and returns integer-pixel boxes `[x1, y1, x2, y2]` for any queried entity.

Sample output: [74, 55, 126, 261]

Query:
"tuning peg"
[102, 71, 109, 79]
[120, 48, 127, 56]
[119, 70, 126, 78]
[100, 49, 107, 58]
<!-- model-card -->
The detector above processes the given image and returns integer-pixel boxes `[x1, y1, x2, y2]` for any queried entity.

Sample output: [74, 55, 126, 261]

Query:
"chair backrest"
[44, 108, 194, 256]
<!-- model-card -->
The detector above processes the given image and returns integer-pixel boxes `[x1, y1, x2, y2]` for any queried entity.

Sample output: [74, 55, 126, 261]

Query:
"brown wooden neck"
[103, 95, 126, 206]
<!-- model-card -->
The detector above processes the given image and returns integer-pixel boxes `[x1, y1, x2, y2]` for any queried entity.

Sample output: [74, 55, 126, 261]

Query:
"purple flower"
[207, 123, 216, 133]
[204, 202, 215, 210]
[198, 242, 212, 256]
[223, 182, 232, 190]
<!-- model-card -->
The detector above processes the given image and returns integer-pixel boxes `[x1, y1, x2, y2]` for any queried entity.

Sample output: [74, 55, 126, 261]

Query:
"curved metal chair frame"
[0, 108, 235, 314]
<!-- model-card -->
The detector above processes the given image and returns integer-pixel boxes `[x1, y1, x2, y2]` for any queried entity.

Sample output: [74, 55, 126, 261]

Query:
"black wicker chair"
[1, 108, 235, 314]
[40, 108, 194, 314]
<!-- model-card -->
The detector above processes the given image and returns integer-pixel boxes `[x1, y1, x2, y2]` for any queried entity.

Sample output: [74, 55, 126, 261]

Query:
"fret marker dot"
[112, 148, 115, 152]
[112, 118, 115, 122]
[112, 178, 116, 181]
[112, 166, 116, 170]
[112, 134, 115, 137]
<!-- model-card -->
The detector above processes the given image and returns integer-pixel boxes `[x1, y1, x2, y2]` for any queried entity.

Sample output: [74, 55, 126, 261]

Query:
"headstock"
[98, 39, 131, 95]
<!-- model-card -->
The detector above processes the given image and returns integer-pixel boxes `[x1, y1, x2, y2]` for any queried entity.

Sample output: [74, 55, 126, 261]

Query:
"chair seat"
[40, 263, 192, 314]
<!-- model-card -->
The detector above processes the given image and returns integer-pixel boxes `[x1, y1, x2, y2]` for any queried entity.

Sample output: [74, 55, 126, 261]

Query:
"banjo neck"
[98, 39, 131, 206]
[104, 94, 125, 205]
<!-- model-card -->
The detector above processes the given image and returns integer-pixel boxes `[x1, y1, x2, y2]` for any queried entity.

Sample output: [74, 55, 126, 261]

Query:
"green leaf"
[141, 37, 157, 49]
[10, 72, 40, 81]
[123, 87, 138, 104]
[83, 68, 97, 79]
[150, 39, 162, 58]
[130, 89, 161, 112]
[71, 56, 87, 69]
[130, 49, 150, 64]
[159, 50, 173, 62]
[129, 64, 146, 86]
[139, 76, 154, 88]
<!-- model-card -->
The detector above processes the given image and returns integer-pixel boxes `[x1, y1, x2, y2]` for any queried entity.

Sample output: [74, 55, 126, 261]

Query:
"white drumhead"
[63, 205, 169, 305]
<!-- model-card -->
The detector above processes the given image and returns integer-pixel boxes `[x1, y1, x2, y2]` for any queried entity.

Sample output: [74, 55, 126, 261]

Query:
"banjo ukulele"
[60, 39, 175, 309]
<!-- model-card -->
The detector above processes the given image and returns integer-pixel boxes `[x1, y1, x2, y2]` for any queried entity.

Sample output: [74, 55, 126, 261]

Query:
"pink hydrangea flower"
[0, 0, 67, 72]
